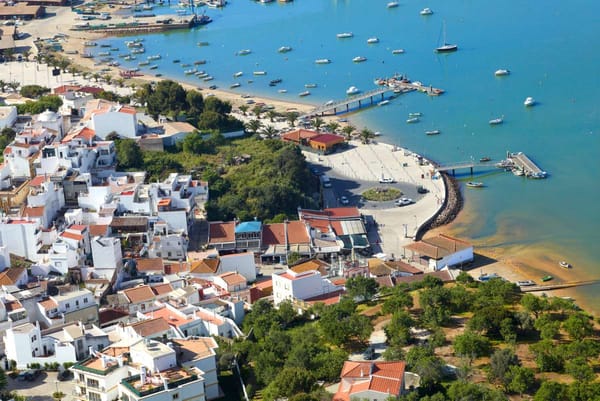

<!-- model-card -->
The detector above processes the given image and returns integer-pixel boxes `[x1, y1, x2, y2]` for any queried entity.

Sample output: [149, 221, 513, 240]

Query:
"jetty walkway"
[520, 279, 600, 293]
[507, 151, 547, 178]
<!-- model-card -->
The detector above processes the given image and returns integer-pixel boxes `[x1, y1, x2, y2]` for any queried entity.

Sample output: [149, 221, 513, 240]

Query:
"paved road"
[7, 371, 77, 401]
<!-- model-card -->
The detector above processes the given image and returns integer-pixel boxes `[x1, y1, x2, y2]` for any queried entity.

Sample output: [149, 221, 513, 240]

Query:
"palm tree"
[8, 81, 20, 93]
[262, 125, 278, 139]
[22, 50, 31, 62]
[286, 111, 299, 128]
[267, 110, 278, 123]
[252, 105, 263, 118]
[115, 78, 125, 88]
[325, 121, 340, 133]
[103, 74, 112, 85]
[0, 80, 6, 93]
[312, 116, 324, 131]
[238, 104, 249, 116]
[342, 125, 356, 141]
[57, 58, 70, 73]
[359, 128, 375, 144]
[92, 73, 100, 82]
[245, 119, 262, 135]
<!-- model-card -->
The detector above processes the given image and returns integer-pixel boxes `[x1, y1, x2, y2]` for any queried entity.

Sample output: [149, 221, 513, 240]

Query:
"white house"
[83, 99, 138, 139]
[37, 288, 99, 328]
[404, 234, 474, 271]
[0, 218, 42, 262]
[0, 106, 17, 129]
[218, 252, 256, 282]
[35, 109, 64, 139]
[92, 236, 123, 271]
[59, 91, 94, 117]
[272, 269, 342, 306]
[171, 337, 220, 400]
[24, 176, 66, 229]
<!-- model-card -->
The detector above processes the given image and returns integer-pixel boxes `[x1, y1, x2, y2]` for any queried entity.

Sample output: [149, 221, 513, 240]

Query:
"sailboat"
[435, 21, 458, 53]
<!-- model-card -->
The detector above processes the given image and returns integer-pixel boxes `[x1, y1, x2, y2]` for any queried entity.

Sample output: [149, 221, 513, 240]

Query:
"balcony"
[120, 372, 198, 398]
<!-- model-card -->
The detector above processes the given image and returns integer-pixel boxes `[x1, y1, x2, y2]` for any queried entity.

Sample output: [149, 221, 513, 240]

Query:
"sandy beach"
[6, 5, 590, 312]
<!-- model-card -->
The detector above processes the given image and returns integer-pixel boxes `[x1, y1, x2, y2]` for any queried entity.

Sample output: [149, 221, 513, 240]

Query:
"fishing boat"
[489, 117, 503, 125]
[387, 1, 399, 8]
[147, 54, 161, 60]
[304, 83, 317, 88]
[479, 156, 492, 162]
[138, 61, 150, 66]
[269, 78, 282, 85]
[541, 275, 554, 282]
[435, 21, 458, 53]
[197, 41, 210, 47]
[278, 89, 287, 93]
[123, 55, 136, 61]
[559, 261, 572, 269]
[466, 182, 484, 188]
[98, 51, 110, 57]
[524, 97, 536, 107]
[278, 46, 292, 53]
[203, 76, 214, 81]
[237, 49, 251, 56]
[233, 71, 243, 78]
[315, 58, 331, 64]
[230, 83, 241, 88]
[184, 68, 197, 74]
[181, 63, 191, 68]
[84, 41, 97, 47]
[409, 112, 422, 117]
[336, 32, 353, 39]
[367, 37, 379, 44]
[392, 49, 405, 54]
[352, 56, 367, 62]
[173, 59, 180, 63]
[406, 117, 419, 123]
[346, 86, 360, 95]
[420, 7, 433, 15]
[194, 60, 207, 65]
[495, 69, 510, 76]
[253, 71, 267, 75]
[148, 65, 158, 70]
[299, 91, 311, 97]
[425, 130, 440, 135]
[378, 100, 390, 106]
[131, 48, 145, 54]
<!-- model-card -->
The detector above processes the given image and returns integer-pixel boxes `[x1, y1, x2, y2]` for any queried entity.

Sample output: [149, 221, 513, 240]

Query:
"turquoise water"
[98, 0, 600, 309]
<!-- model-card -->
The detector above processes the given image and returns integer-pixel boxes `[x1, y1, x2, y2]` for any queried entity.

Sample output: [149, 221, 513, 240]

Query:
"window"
[88, 391, 101, 401]
[86, 378, 99, 389]
[140, 304, 146, 311]
[76, 300, 80, 306]
[65, 303, 70, 309]
[84, 298, 89, 303]
[172, 394, 179, 400]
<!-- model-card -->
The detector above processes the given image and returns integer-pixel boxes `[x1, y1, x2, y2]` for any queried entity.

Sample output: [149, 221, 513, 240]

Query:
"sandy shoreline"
[11, 6, 594, 313]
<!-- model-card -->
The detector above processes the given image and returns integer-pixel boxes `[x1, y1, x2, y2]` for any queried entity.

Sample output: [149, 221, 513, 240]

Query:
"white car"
[379, 177, 395, 184]
[516, 280, 536, 287]
[395, 197, 414, 206]
[340, 196, 350, 205]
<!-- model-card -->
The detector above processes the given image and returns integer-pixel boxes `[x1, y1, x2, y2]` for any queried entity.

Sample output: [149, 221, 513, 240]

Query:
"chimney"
[140, 366, 147, 385]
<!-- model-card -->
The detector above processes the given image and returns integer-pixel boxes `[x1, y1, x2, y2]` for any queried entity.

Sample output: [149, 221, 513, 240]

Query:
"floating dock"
[71, 15, 200, 34]
[506, 151, 547, 179]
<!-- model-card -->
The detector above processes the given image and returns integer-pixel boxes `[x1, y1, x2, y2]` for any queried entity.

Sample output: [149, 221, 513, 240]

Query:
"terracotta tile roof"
[23, 206, 45, 218]
[253, 278, 273, 291]
[28, 175, 46, 187]
[144, 307, 186, 327]
[171, 338, 217, 362]
[208, 221, 235, 244]
[394, 270, 453, 285]
[196, 310, 225, 325]
[290, 259, 329, 276]
[122, 285, 155, 303]
[309, 133, 345, 145]
[4, 299, 23, 312]
[262, 221, 310, 246]
[304, 289, 344, 306]
[89, 224, 109, 237]
[119, 106, 137, 115]
[374, 276, 394, 288]
[164, 262, 189, 275]
[404, 233, 472, 259]
[219, 272, 246, 286]
[38, 298, 58, 310]
[99, 308, 130, 325]
[129, 317, 170, 337]
[69, 225, 87, 232]
[151, 283, 174, 296]
[281, 129, 319, 142]
[135, 258, 164, 273]
[77, 127, 96, 140]
[61, 231, 83, 241]
[190, 258, 220, 274]
[0, 268, 26, 286]
[340, 360, 406, 380]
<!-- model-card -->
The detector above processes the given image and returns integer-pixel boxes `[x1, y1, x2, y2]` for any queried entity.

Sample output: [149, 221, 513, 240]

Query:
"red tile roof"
[4, 299, 23, 312]
[99, 308, 130, 325]
[304, 289, 345, 306]
[28, 175, 46, 187]
[190, 259, 220, 274]
[135, 258, 164, 273]
[23, 206, 45, 218]
[129, 317, 170, 337]
[219, 272, 246, 286]
[262, 221, 310, 246]
[61, 231, 83, 241]
[0, 268, 26, 286]
[38, 298, 58, 310]
[208, 221, 235, 244]
[144, 307, 186, 327]
[89, 224, 109, 237]
[151, 283, 174, 296]
[334, 361, 406, 401]
[122, 285, 155, 303]
[281, 129, 319, 143]
[309, 133, 345, 145]
[69, 225, 87, 233]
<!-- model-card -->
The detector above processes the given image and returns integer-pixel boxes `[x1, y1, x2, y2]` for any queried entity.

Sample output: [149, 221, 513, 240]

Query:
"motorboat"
[516, 280, 536, 287]
[541, 275, 553, 282]
[392, 49, 405, 54]
[524, 97, 536, 107]
[173, 59, 180, 63]
[378, 100, 390, 106]
[278, 46, 292, 53]
[203, 76, 214, 81]
[278, 89, 287, 93]
[325, 100, 335, 106]
[197, 41, 210, 47]
[420, 7, 433, 15]
[98, 52, 110, 57]
[270, 78, 282, 85]
[466, 182, 484, 188]
[408, 112, 422, 117]
[237, 49, 251, 56]
[512, 168, 524, 176]
[194, 60, 207, 65]
[142, 4, 153, 10]
[495, 69, 510, 76]
[425, 130, 440, 135]
[299, 91, 311, 97]
[305, 83, 317, 88]
[387, 1, 399, 8]
[353, 56, 367, 62]
[336, 32, 353, 39]
[367, 37, 379, 44]
[346, 86, 360, 95]
[406, 117, 419, 123]
[147, 54, 161, 60]
[138, 61, 150, 66]
[479, 157, 491, 162]
[184, 68, 197, 74]
[253, 71, 267, 75]
[233, 71, 243, 78]
[230, 83, 241, 88]
[559, 261, 572, 269]
[148, 65, 158, 70]
[315, 58, 331, 64]
[489, 117, 503, 125]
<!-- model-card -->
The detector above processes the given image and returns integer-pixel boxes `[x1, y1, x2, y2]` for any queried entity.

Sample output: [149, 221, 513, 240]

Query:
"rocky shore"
[415, 172, 463, 240]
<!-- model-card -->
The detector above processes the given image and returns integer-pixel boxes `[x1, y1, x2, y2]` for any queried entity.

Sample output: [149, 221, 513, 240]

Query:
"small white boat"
[138, 61, 150, 66]
[84, 41, 97, 47]
[378, 100, 390, 106]
[147, 54, 161, 60]
[203, 76, 214, 82]
[325, 100, 335, 106]
[489, 117, 503, 125]
[233, 71, 243, 78]
[184, 68, 198, 74]
[346, 86, 360, 95]
[278, 89, 288, 93]
[142, 4, 153, 10]
[466, 182, 484, 188]
[230, 83, 241, 88]
[315, 58, 331, 64]
[524, 97, 536, 107]
[237, 49, 251, 56]
[253, 71, 267, 75]
[352, 56, 367, 63]
[495, 69, 510, 76]
[305, 83, 317, 88]
[278, 46, 292, 53]
[387, 1, 399, 8]
[336, 32, 354, 39]
[559, 261, 572, 269]
[392, 49, 405, 54]
[299, 91, 311, 97]
[425, 130, 440, 135]
[420, 7, 433, 15]
[406, 117, 419, 123]
[148, 65, 158, 70]
[408, 112, 422, 117]
[513, 168, 524, 176]
[367, 37, 379, 44]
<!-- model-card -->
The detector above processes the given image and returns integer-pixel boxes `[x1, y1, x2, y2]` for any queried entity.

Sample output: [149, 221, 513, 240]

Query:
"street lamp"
[413, 215, 418, 231]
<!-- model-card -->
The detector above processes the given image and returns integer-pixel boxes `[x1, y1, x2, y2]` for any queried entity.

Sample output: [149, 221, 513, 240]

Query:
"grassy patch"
[362, 187, 402, 201]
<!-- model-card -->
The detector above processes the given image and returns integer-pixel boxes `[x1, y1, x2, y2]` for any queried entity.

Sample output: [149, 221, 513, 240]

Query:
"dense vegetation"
[134, 80, 243, 132]
[114, 135, 318, 222]
[16, 95, 62, 114]
[19, 85, 50, 99]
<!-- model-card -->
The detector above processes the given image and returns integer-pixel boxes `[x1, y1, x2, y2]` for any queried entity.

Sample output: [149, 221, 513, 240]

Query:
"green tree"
[0, 128, 16, 150]
[277, 300, 297, 328]
[325, 121, 339, 133]
[453, 331, 491, 361]
[19, 84, 50, 99]
[262, 367, 315, 401]
[446, 381, 508, 401]
[505, 365, 535, 395]
[534, 381, 567, 401]
[266, 110, 278, 122]
[565, 357, 594, 382]
[489, 348, 519, 387]
[318, 299, 372, 347]
[238, 104, 249, 115]
[455, 270, 474, 284]
[381, 287, 413, 314]
[115, 139, 143, 170]
[245, 119, 262, 134]
[529, 339, 564, 372]
[359, 128, 374, 144]
[17, 95, 63, 114]
[341, 125, 355, 141]
[534, 313, 560, 340]
[384, 311, 414, 347]
[419, 285, 452, 327]
[0, 368, 7, 392]
[345, 276, 379, 302]
[312, 116, 324, 131]
[562, 312, 593, 341]
[521, 293, 549, 319]
[285, 111, 299, 127]
[382, 345, 405, 361]
[261, 125, 278, 139]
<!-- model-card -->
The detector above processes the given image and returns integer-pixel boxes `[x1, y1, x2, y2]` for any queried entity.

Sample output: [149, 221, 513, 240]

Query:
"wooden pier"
[520, 278, 600, 293]
[507, 151, 547, 179]
[434, 160, 495, 176]
[302, 75, 444, 119]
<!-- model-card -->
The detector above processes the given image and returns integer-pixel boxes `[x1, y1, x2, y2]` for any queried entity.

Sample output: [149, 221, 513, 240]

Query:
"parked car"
[379, 177, 395, 184]
[17, 369, 41, 381]
[395, 197, 414, 207]
[58, 369, 72, 381]
[417, 185, 429, 194]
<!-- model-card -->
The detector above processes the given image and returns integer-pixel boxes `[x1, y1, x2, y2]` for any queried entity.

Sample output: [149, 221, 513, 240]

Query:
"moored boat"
[367, 37, 379, 44]
[406, 117, 419, 123]
[315, 58, 331, 64]
[408, 112, 422, 117]
[559, 261, 572, 269]
[479, 156, 491, 162]
[387, 1, 399, 8]
[336, 32, 353, 38]
[234, 71, 243, 78]
[378, 100, 390, 106]
[425, 130, 440, 135]
[230, 83, 241, 88]
[352, 56, 367, 62]
[278, 46, 292, 53]
[237, 49, 251, 56]
[420, 7, 433, 15]
[392, 49, 405, 54]
[489, 117, 503, 125]
[495, 69, 510, 76]
[435, 22, 457, 53]
[304, 83, 317, 88]
[524, 96, 536, 107]
[253, 71, 267, 75]
[346, 86, 360, 95]
[299, 90, 311, 97]
[466, 182, 484, 188]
